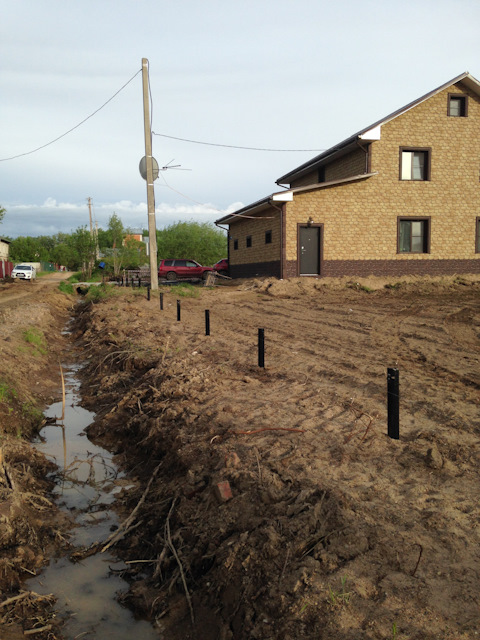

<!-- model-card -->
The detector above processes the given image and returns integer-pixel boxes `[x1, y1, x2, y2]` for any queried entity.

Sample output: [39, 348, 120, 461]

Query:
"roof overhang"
[277, 71, 480, 186]
[215, 172, 377, 226]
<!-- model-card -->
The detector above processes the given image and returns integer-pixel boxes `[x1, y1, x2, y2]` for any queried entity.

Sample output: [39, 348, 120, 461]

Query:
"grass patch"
[58, 281, 75, 295]
[327, 576, 351, 606]
[0, 381, 17, 404]
[347, 281, 373, 293]
[23, 327, 47, 356]
[170, 282, 200, 298]
[68, 271, 104, 284]
[21, 402, 44, 426]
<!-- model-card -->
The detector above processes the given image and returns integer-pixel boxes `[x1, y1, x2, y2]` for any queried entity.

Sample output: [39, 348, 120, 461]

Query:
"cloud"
[1, 198, 244, 238]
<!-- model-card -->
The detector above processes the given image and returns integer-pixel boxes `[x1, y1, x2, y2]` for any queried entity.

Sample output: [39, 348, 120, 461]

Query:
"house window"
[448, 94, 468, 117]
[233, 239, 238, 250]
[265, 230, 272, 244]
[246, 236, 252, 248]
[398, 218, 430, 253]
[476, 218, 480, 253]
[400, 148, 431, 181]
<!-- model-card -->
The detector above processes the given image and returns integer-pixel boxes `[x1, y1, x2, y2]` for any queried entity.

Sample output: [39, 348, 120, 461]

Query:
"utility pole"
[142, 58, 159, 291]
[87, 197, 93, 235]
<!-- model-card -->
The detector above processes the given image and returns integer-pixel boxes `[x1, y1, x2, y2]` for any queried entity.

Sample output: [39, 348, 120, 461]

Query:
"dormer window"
[448, 94, 468, 117]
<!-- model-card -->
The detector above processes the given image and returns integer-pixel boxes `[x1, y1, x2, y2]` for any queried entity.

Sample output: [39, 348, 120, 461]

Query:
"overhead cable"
[157, 173, 274, 219]
[0, 68, 142, 162]
[152, 131, 324, 153]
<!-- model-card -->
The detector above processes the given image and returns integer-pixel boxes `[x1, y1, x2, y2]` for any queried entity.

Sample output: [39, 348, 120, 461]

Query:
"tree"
[107, 213, 125, 276]
[156, 222, 227, 265]
[68, 226, 96, 277]
[9, 236, 43, 262]
[0, 205, 5, 226]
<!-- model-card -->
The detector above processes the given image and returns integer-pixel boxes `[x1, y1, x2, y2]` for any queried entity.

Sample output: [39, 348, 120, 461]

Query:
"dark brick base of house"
[284, 259, 480, 278]
[230, 261, 281, 279]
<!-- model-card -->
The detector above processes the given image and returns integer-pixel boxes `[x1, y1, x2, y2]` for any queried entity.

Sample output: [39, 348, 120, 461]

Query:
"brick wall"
[284, 81, 480, 274]
[228, 208, 281, 267]
[289, 147, 367, 189]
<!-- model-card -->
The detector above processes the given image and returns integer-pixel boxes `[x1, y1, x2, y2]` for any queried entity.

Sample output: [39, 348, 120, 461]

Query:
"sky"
[1, 0, 479, 239]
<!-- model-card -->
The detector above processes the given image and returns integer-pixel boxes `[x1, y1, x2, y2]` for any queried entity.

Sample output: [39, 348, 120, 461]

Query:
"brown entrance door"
[299, 226, 321, 275]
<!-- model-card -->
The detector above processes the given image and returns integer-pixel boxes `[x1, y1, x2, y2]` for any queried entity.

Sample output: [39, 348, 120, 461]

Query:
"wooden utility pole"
[142, 58, 159, 291]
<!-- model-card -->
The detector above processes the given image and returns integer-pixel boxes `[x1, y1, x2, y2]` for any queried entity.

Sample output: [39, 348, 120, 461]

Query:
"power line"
[157, 173, 274, 219]
[152, 131, 324, 153]
[0, 69, 142, 162]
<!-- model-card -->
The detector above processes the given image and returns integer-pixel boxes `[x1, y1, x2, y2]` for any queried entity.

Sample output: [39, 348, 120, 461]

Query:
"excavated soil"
[0, 278, 75, 639]
[68, 274, 480, 640]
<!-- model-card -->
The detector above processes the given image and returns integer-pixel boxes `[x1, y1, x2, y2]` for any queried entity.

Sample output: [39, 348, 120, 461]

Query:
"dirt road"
[0, 271, 72, 307]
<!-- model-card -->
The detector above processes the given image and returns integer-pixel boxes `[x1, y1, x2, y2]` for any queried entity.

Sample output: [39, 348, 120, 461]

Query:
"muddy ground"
[0, 275, 75, 638]
[0, 273, 479, 639]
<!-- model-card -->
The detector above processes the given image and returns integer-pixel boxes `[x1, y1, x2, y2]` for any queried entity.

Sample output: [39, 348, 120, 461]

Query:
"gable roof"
[276, 71, 480, 186]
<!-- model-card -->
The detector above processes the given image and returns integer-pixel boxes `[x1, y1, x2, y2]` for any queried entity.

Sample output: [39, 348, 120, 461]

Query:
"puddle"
[28, 364, 159, 639]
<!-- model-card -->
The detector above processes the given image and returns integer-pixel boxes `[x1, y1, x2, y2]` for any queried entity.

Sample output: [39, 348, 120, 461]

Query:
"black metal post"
[125, 276, 129, 287]
[160, 292, 164, 310]
[387, 368, 400, 439]
[121, 277, 124, 287]
[177, 299, 181, 322]
[258, 328, 265, 368]
[138, 277, 141, 288]
[147, 285, 151, 301]
[205, 309, 210, 336]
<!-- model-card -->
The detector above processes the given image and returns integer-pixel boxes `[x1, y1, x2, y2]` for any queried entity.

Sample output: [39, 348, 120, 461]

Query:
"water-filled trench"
[28, 363, 158, 639]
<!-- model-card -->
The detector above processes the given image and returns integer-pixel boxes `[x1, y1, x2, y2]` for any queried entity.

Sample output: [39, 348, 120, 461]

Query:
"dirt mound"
[71, 278, 479, 640]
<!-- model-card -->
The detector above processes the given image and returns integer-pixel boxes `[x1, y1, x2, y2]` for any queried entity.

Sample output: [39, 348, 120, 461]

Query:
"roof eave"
[277, 71, 480, 185]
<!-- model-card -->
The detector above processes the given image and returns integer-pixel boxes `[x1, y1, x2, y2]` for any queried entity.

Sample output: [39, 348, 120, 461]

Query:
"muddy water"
[28, 364, 159, 639]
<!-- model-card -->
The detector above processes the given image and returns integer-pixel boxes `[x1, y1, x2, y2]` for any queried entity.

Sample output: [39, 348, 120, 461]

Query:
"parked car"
[158, 259, 214, 281]
[213, 258, 229, 276]
[11, 264, 36, 280]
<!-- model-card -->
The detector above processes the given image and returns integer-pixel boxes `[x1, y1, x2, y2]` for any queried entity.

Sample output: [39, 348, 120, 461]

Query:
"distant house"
[0, 237, 10, 260]
[216, 72, 480, 278]
[0, 238, 12, 278]
[123, 230, 149, 256]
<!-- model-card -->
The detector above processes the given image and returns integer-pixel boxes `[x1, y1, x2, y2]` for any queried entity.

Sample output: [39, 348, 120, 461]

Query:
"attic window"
[246, 236, 252, 248]
[448, 94, 468, 117]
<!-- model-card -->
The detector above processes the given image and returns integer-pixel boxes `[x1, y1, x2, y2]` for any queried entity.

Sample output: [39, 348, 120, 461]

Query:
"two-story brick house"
[216, 72, 480, 278]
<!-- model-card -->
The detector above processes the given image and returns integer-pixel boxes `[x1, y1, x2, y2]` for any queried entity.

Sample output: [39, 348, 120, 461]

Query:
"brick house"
[216, 72, 480, 279]
[0, 238, 12, 278]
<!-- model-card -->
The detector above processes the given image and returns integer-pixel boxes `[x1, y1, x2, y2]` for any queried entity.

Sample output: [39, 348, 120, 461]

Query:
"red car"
[213, 258, 229, 276]
[158, 259, 214, 281]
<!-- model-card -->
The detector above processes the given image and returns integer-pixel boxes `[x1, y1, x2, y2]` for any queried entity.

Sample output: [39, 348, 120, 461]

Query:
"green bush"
[58, 281, 75, 295]
[86, 284, 115, 303]
[170, 283, 200, 298]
